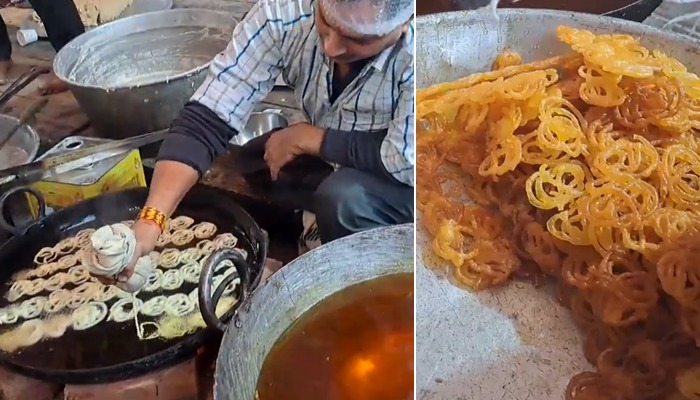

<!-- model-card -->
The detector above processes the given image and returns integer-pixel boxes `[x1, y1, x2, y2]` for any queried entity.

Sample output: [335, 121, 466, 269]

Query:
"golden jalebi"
[418, 25, 700, 400]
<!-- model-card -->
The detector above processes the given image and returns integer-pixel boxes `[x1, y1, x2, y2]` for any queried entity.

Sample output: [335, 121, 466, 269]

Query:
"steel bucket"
[53, 9, 235, 139]
[415, 8, 700, 400]
[197, 223, 414, 399]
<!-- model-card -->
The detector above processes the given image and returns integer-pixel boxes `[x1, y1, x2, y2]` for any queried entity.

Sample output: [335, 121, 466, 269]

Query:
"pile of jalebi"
[417, 25, 700, 400]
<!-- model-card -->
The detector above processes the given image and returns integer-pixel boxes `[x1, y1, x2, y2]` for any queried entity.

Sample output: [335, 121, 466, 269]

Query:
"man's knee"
[314, 169, 412, 243]
[314, 169, 366, 226]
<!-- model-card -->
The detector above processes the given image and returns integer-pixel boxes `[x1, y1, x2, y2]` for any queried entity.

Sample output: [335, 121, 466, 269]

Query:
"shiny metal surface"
[230, 112, 289, 146]
[416, 0, 662, 21]
[0, 114, 39, 186]
[214, 224, 414, 400]
[0, 131, 168, 185]
[0, 98, 47, 155]
[0, 114, 39, 170]
[34, 136, 145, 185]
[416, 9, 700, 88]
[54, 9, 235, 139]
[415, 9, 700, 400]
[647, 0, 700, 40]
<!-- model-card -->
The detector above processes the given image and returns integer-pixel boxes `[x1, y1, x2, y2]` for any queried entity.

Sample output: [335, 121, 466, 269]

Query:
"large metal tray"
[415, 7, 700, 400]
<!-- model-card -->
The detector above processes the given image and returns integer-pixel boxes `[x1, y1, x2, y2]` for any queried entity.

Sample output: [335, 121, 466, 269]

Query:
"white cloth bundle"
[81, 223, 153, 292]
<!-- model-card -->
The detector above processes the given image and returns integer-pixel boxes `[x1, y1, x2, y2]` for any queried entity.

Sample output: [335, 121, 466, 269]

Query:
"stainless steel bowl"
[0, 114, 39, 168]
[0, 114, 40, 185]
[230, 112, 289, 146]
[54, 9, 235, 139]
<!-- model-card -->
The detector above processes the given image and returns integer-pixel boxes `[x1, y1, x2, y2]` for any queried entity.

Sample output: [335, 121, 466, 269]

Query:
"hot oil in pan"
[256, 273, 414, 400]
[3, 309, 181, 370]
[0, 230, 254, 372]
[0, 286, 202, 371]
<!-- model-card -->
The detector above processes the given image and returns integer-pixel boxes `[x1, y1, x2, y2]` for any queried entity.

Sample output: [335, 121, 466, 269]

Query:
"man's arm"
[144, 0, 303, 217]
[319, 127, 390, 180]
[319, 67, 415, 187]
[142, 103, 235, 218]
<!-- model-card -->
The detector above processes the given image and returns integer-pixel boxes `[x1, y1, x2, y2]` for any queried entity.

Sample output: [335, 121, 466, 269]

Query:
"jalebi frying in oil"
[417, 25, 700, 400]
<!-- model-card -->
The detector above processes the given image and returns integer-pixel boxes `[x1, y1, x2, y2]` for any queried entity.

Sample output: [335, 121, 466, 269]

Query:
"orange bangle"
[137, 206, 167, 232]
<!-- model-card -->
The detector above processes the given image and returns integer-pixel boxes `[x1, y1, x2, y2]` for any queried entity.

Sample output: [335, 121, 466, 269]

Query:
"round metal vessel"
[0, 114, 39, 189]
[416, 9, 700, 88]
[415, 9, 700, 399]
[416, 0, 663, 22]
[0, 114, 39, 171]
[53, 9, 235, 139]
[204, 224, 414, 400]
[231, 112, 289, 147]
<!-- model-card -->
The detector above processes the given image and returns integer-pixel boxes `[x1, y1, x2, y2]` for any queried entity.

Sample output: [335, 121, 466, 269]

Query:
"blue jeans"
[314, 168, 414, 244]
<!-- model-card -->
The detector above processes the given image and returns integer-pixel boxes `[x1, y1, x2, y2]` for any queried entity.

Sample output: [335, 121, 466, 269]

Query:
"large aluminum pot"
[197, 223, 414, 399]
[54, 9, 235, 139]
[415, 9, 700, 400]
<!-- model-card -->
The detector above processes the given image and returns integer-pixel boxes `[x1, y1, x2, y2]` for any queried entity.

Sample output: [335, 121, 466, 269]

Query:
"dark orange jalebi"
[657, 233, 700, 310]
[614, 76, 685, 131]
[418, 25, 700, 400]
[595, 340, 669, 399]
[565, 371, 624, 400]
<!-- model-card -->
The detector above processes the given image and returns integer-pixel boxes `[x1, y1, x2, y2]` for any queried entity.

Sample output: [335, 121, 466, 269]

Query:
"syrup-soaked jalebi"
[418, 25, 700, 399]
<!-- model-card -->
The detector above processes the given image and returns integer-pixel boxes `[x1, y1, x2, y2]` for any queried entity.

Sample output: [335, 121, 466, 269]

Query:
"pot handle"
[198, 249, 252, 332]
[0, 185, 46, 236]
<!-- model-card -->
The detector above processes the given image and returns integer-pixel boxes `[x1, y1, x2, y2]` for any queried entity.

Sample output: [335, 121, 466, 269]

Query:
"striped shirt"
[192, 0, 415, 186]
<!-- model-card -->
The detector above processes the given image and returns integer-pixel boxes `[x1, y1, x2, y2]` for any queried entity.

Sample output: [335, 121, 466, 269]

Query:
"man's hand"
[264, 123, 324, 180]
[115, 219, 161, 283]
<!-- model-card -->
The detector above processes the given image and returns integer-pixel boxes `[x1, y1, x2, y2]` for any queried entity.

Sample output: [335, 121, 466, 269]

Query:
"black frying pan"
[0, 185, 267, 384]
